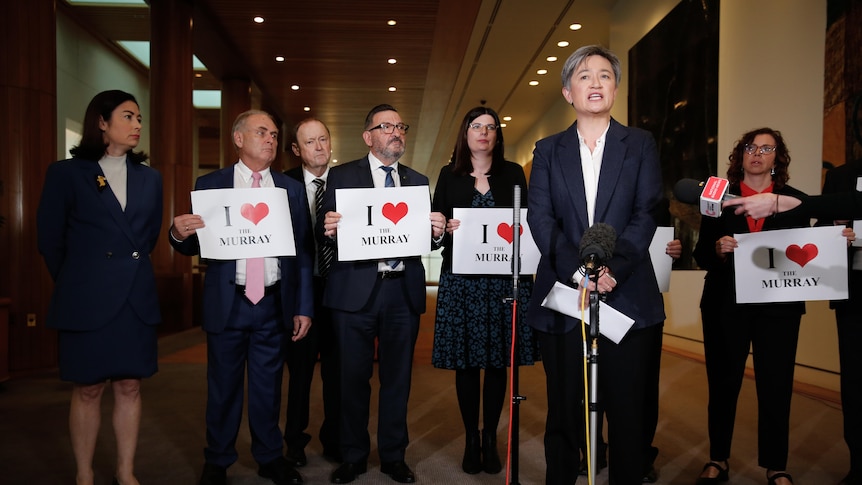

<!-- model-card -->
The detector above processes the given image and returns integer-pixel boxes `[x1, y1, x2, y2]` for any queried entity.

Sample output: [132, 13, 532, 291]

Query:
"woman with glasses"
[430, 106, 540, 475]
[692, 127, 831, 485]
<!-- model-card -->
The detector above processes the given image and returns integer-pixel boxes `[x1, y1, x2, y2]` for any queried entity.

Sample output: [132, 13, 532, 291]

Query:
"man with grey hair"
[170, 109, 315, 485]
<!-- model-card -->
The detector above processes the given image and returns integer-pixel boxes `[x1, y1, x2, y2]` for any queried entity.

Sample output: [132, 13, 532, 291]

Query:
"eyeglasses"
[468, 122, 498, 132]
[368, 122, 409, 134]
[743, 144, 777, 155]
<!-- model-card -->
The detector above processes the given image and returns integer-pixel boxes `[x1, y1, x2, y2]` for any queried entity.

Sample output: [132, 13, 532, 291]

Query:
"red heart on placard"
[382, 202, 408, 225]
[497, 223, 524, 244]
[240, 202, 269, 225]
[785, 243, 818, 267]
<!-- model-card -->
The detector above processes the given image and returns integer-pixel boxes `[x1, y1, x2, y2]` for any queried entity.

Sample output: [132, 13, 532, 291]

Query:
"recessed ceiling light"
[536, 69, 548, 75]
[546, 56, 558, 62]
[291, 85, 300, 91]
[529, 80, 539, 86]
[569, 23, 582, 31]
[503, 116, 512, 121]
[388, 86, 397, 92]
[388, 58, 397, 64]
[557, 41, 569, 47]
[387, 20, 397, 26]
[304, 106, 311, 112]
[275, 56, 285, 62]
[253, 16, 264, 24]
[500, 123, 507, 128]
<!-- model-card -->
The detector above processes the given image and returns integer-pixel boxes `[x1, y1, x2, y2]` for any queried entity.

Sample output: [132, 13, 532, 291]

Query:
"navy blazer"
[316, 156, 429, 314]
[37, 156, 163, 331]
[527, 119, 665, 334]
[169, 164, 315, 333]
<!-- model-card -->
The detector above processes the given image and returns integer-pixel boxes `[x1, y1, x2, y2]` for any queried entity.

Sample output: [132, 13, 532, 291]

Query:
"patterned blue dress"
[432, 189, 540, 369]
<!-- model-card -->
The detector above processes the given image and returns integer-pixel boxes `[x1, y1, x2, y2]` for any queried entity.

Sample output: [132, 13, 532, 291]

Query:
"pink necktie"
[245, 172, 265, 304]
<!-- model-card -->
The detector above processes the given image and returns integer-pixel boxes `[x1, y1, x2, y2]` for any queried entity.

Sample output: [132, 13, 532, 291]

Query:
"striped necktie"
[312, 178, 334, 277]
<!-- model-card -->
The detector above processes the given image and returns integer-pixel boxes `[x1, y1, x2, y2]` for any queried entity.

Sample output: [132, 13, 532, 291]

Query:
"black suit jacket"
[316, 156, 429, 314]
[169, 164, 315, 332]
[527, 119, 665, 334]
[693, 183, 809, 316]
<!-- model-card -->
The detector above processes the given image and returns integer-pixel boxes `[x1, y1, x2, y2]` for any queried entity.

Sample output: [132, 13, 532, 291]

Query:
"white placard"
[450, 207, 540, 275]
[733, 226, 848, 303]
[334, 186, 431, 261]
[540, 281, 635, 344]
[649, 227, 675, 292]
[190, 187, 296, 260]
[852, 220, 862, 247]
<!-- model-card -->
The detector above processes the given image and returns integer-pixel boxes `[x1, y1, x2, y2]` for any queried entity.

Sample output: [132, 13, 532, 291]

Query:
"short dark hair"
[450, 106, 505, 176]
[726, 127, 791, 189]
[364, 104, 398, 130]
[70, 90, 148, 163]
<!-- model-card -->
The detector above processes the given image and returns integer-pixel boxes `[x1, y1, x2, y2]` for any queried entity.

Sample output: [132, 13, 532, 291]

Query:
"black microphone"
[579, 223, 616, 275]
[673, 177, 738, 217]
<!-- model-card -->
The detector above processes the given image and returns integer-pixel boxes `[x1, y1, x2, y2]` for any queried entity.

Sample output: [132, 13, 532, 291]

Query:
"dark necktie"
[245, 172, 265, 304]
[312, 178, 334, 277]
[381, 166, 400, 270]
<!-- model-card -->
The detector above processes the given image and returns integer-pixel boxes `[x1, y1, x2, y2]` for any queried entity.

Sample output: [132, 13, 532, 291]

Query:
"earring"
[771, 167, 776, 176]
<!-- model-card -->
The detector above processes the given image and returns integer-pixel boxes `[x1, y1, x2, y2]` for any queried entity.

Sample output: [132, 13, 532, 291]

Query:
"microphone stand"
[585, 265, 605, 485]
[507, 185, 526, 485]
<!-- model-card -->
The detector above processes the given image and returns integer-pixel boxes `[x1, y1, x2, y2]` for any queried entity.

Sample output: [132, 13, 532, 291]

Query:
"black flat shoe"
[695, 461, 729, 485]
[767, 471, 794, 485]
[330, 462, 366, 484]
[259, 456, 303, 485]
[285, 447, 308, 467]
[642, 463, 658, 483]
[199, 463, 227, 485]
[381, 460, 416, 483]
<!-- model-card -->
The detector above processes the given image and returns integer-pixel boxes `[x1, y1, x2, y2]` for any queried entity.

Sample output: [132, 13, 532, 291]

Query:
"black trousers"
[284, 276, 340, 453]
[538, 324, 660, 485]
[834, 270, 862, 476]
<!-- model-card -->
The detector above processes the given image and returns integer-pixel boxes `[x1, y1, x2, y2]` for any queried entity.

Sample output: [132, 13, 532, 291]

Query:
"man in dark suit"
[318, 104, 446, 484]
[283, 117, 341, 466]
[817, 159, 862, 485]
[527, 45, 665, 485]
[169, 110, 315, 485]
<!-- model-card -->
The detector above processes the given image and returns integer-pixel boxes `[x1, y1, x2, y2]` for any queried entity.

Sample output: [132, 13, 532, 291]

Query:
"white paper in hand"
[540, 281, 635, 344]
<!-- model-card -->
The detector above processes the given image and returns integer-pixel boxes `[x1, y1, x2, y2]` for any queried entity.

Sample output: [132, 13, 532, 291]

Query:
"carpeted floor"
[0, 289, 851, 484]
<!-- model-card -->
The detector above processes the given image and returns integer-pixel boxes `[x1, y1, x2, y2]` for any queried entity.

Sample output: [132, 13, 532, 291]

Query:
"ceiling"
[60, 0, 614, 184]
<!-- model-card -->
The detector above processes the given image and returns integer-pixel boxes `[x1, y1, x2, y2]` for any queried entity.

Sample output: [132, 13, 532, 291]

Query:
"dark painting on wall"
[628, 0, 719, 269]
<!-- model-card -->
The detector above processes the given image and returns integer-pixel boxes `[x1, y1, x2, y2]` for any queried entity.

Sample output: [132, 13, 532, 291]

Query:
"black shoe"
[199, 463, 227, 485]
[695, 461, 729, 485]
[482, 430, 502, 474]
[642, 463, 658, 483]
[259, 456, 303, 485]
[381, 460, 416, 483]
[578, 453, 608, 475]
[462, 430, 482, 474]
[330, 462, 367, 484]
[285, 447, 308, 467]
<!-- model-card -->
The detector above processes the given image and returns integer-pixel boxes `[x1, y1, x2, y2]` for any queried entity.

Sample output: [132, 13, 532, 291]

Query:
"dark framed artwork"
[628, 0, 720, 269]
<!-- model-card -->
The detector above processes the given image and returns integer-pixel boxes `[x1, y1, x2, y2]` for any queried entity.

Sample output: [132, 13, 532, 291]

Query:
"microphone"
[673, 177, 738, 218]
[579, 223, 616, 275]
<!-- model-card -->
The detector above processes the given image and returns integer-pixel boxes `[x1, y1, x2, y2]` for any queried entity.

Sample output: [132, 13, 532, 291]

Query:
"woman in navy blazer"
[527, 46, 665, 485]
[37, 90, 163, 485]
